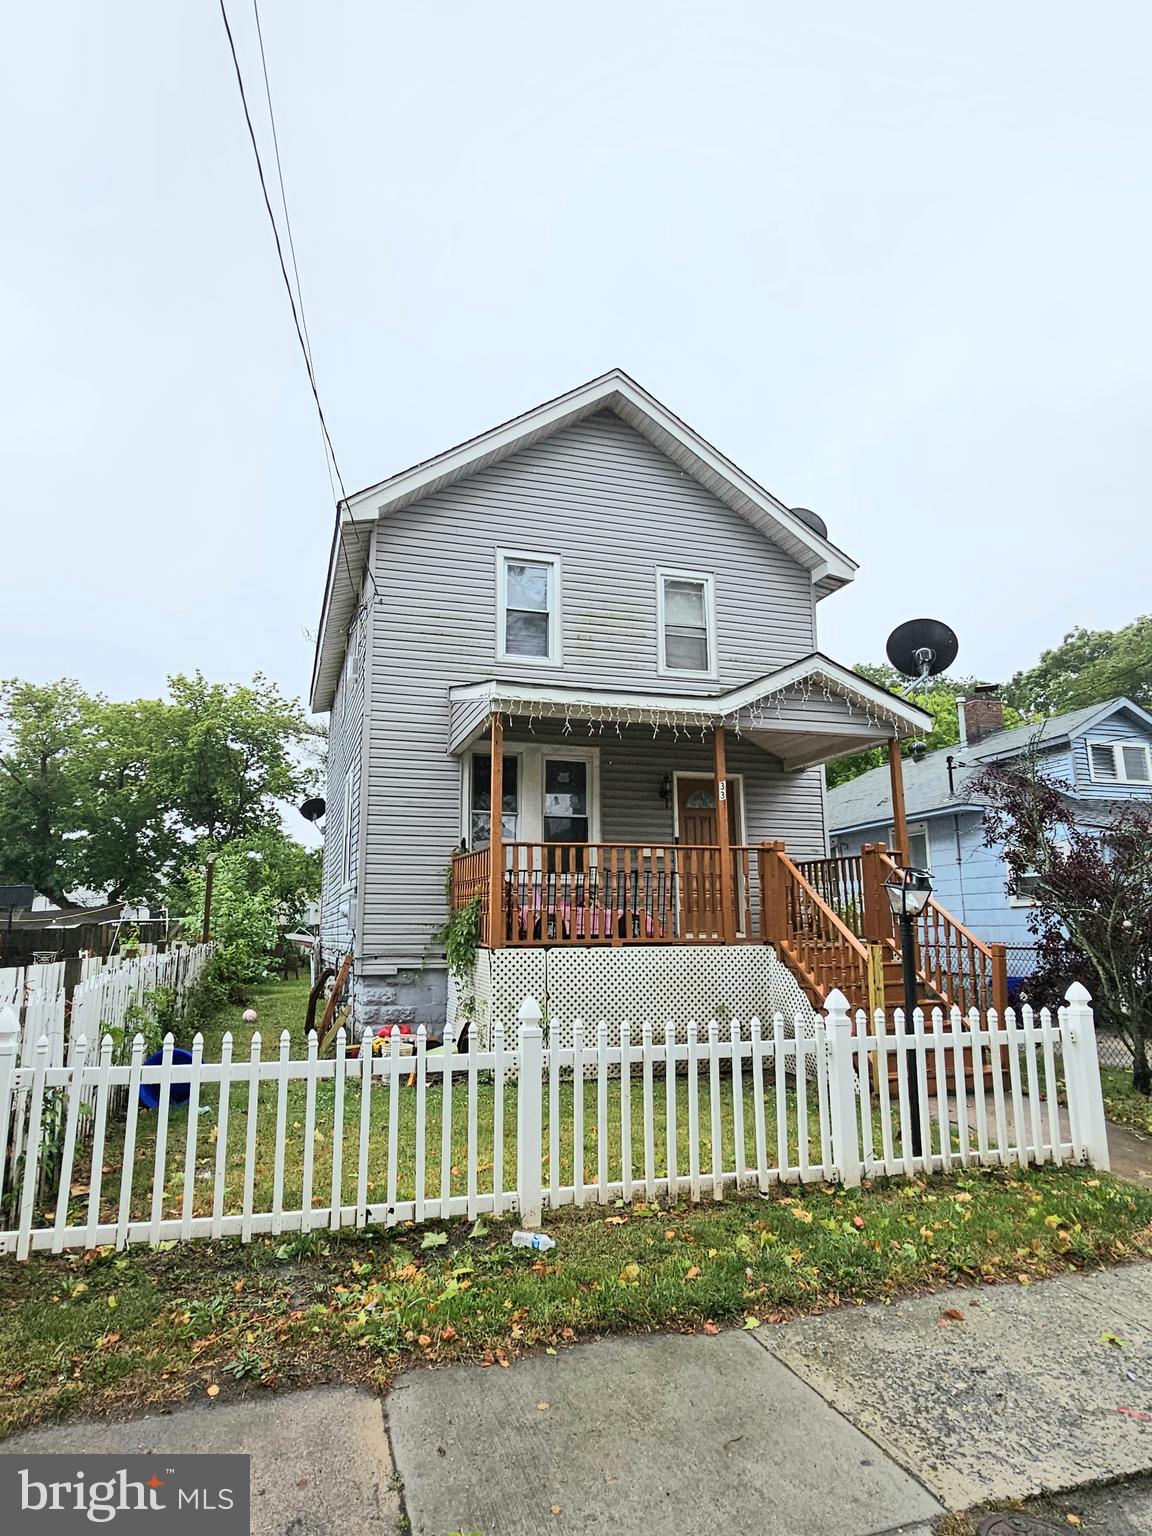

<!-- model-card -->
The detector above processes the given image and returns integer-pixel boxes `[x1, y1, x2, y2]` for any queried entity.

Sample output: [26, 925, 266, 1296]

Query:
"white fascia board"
[723, 656, 933, 734]
[1070, 697, 1152, 738]
[343, 371, 857, 585]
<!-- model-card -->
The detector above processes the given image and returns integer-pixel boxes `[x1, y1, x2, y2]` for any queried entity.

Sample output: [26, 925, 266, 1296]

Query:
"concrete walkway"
[7, 1263, 1152, 1535]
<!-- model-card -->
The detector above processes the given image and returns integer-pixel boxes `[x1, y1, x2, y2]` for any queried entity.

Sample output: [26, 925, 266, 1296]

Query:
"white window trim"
[496, 548, 562, 667]
[1086, 738, 1152, 785]
[656, 567, 717, 679]
[461, 743, 600, 846]
[888, 820, 931, 872]
[1009, 836, 1071, 907]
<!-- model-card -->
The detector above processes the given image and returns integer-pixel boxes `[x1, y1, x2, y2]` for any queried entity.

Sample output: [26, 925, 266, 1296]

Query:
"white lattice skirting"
[462, 945, 818, 1055]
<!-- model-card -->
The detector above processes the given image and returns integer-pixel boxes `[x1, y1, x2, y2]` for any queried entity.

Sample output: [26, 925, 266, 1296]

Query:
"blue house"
[826, 693, 1152, 957]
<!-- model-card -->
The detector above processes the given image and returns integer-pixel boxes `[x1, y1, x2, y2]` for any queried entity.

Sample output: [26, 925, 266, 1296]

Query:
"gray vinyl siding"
[319, 603, 368, 963]
[361, 411, 823, 968]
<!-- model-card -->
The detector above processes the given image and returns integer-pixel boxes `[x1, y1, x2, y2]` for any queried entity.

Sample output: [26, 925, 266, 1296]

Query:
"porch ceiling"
[448, 653, 932, 770]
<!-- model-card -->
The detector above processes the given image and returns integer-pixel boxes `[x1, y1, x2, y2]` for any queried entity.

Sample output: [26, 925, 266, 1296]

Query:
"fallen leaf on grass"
[618, 1262, 640, 1285]
[604, 1216, 627, 1226]
[1066, 1515, 1082, 1526]
[685, 1265, 701, 1280]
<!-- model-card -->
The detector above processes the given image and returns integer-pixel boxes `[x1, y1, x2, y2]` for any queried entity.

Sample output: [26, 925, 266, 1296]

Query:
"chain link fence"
[1004, 943, 1131, 1068]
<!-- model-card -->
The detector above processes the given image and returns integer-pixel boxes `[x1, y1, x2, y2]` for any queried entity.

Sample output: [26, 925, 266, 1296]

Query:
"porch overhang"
[448, 654, 932, 771]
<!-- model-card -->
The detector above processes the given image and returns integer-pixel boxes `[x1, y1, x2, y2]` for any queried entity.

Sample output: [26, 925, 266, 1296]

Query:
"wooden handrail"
[760, 842, 869, 1011]
[869, 846, 1007, 1015]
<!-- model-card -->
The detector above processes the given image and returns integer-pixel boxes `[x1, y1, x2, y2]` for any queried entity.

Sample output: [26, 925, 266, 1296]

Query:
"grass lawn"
[1100, 1066, 1152, 1135]
[1, 1165, 1150, 1439]
[59, 979, 848, 1227]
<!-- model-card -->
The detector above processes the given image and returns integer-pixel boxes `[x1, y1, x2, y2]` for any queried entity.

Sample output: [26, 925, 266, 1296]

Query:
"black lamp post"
[883, 865, 933, 1157]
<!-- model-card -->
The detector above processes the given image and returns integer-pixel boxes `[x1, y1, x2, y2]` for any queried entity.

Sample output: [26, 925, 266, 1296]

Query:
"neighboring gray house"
[310, 370, 992, 1036]
[827, 693, 1152, 961]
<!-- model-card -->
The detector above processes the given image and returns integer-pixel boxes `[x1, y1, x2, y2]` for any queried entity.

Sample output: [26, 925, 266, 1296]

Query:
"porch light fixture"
[883, 865, 933, 1160]
[659, 772, 672, 805]
[882, 866, 933, 919]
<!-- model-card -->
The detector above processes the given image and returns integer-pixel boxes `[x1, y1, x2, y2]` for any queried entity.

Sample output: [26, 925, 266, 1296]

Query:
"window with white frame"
[1009, 838, 1071, 906]
[497, 551, 559, 663]
[657, 568, 715, 675]
[1087, 739, 1152, 785]
[889, 821, 931, 871]
[467, 753, 520, 848]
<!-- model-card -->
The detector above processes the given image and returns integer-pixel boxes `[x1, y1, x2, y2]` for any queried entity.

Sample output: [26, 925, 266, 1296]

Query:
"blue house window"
[1087, 740, 1152, 785]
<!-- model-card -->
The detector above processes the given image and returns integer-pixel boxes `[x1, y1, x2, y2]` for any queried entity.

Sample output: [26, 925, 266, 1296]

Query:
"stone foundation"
[354, 966, 448, 1038]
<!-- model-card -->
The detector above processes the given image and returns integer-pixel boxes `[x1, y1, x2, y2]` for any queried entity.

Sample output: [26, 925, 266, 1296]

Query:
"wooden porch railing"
[794, 844, 1008, 1018]
[794, 854, 865, 936]
[448, 847, 492, 944]
[450, 842, 763, 947]
[448, 839, 1006, 1023]
[866, 845, 1008, 1017]
[759, 842, 870, 1011]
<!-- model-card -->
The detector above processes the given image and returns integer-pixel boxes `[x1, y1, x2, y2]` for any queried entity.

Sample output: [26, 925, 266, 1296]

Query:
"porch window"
[469, 753, 519, 848]
[1087, 739, 1152, 784]
[657, 569, 715, 676]
[497, 550, 559, 664]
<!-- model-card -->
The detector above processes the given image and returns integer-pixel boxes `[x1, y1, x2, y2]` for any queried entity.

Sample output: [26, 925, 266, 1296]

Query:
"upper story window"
[497, 550, 560, 665]
[1087, 739, 1152, 785]
[657, 568, 716, 677]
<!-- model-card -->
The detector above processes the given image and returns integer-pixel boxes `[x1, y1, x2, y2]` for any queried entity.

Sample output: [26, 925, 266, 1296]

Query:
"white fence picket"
[0, 984, 1109, 1258]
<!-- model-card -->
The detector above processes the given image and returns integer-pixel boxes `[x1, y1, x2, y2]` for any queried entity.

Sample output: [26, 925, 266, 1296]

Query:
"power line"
[217, 0, 375, 610]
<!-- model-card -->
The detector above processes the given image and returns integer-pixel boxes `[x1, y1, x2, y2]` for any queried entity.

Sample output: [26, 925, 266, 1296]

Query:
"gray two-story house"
[311, 371, 1004, 1039]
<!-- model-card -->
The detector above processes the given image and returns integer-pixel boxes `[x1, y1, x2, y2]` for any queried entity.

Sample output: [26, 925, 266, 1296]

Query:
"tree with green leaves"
[825, 665, 1025, 789]
[0, 673, 316, 905]
[0, 679, 88, 905]
[973, 754, 1152, 1092]
[1007, 616, 1152, 715]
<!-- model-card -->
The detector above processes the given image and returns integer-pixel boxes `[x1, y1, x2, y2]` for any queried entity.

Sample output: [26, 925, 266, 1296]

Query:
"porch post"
[713, 725, 735, 943]
[488, 712, 505, 949]
[887, 739, 909, 864]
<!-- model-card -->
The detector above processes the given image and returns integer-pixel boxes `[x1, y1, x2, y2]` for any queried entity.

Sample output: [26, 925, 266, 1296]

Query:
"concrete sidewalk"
[6, 1262, 1152, 1535]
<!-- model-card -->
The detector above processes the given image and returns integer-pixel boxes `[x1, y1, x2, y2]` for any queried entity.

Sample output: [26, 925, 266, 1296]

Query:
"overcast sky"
[2, 1, 1149, 711]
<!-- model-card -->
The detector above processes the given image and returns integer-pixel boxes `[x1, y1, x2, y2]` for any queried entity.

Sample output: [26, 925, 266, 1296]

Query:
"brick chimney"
[958, 685, 1005, 748]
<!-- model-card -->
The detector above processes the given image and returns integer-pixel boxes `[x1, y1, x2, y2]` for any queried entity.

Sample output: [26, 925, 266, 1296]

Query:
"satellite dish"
[885, 618, 959, 682]
[299, 797, 327, 824]
[790, 506, 828, 538]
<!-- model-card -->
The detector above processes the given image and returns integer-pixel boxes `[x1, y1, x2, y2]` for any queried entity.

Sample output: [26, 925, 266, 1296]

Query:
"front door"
[675, 776, 742, 937]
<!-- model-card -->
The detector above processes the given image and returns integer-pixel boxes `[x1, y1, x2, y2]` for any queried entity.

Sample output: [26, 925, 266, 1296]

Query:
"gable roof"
[827, 696, 1152, 832]
[310, 369, 859, 711]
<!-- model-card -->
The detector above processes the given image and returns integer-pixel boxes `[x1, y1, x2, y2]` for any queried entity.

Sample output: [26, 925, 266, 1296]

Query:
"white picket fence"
[0, 982, 1109, 1258]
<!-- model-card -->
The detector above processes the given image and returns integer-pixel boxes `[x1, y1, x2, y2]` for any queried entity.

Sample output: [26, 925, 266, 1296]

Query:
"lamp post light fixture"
[883, 865, 933, 1158]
